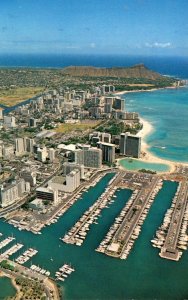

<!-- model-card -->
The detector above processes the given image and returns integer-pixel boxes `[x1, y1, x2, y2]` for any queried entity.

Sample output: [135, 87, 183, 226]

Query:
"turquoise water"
[119, 158, 170, 172]
[123, 86, 188, 162]
[0, 277, 16, 299]
[1, 175, 188, 299]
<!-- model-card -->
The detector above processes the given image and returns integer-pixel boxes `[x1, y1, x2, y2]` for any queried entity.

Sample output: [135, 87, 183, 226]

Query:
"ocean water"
[123, 86, 188, 162]
[119, 158, 170, 172]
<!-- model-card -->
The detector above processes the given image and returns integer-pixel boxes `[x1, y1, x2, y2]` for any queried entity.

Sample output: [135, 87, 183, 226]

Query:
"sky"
[0, 0, 188, 56]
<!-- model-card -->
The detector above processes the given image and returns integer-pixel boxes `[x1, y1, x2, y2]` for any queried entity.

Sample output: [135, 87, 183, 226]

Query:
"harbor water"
[1, 174, 188, 299]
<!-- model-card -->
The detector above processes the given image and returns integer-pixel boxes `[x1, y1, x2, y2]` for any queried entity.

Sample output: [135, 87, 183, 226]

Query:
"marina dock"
[152, 180, 188, 261]
[96, 176, 163, 259]
[61, 172, 123, 246]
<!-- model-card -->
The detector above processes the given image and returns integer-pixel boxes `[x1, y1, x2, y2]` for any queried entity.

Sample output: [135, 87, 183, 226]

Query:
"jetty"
[0, 243, 23, 259]
[61, 172, 122, 246]
[152, 180, 188, 261]
[96, 176, 163, 259]
[16, 248, 38, 264]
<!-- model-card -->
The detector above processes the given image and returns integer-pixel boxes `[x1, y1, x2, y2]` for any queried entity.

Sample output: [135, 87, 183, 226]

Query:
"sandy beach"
[136, 117, 177, 173]
[114, 89, 159, 96]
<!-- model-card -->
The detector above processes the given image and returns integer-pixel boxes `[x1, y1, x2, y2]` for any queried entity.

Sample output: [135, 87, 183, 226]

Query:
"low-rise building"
[36, 187, 58, 203]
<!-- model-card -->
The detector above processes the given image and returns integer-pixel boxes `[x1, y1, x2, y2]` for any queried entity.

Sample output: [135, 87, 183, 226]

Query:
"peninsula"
[0, 64, 181, 106]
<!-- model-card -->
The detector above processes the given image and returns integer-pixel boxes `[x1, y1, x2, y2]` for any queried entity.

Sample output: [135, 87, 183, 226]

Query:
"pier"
[0, 237, 15, 250]
[16, 248, 38, 264]
[61, 172, 123, 246]
[0, 243, 23, 259]
[96, 176, 163, 259]
[153, 180, 188, 261]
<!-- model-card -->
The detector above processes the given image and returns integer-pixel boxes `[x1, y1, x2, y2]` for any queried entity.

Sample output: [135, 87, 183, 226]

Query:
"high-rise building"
[20, 168, 36, 187]
[120, 133, 128, 155]
[15, 137, 35, 155]
[24, 138, 35, 153]
[36, 187, 58, 203]
[0, 108, 3, 119]
[0, 144, 3, 158]
[15, 138, 25, 155]
[29, 118, 37, 127]
[0, 179, 28, 208]
[37, 147, 48, 162]
[48, 148, 56, 162]
[112, 135, 121, 146]
[66, 169, 80, 192]
[120, 133, 141, 158]
[49, 169, 80, 193]
[101, 85, 115, 94]
[113, 97, 125, 111]
[63, 162, 85, 179]
[84, 148, 102, 168]
[73, 147, 102, 168]
[3, 145, 14, 159]
[126, 135, 141, 158]
[101, 133, 111, 144]
[97, 142, 115, 164]
[125, 112, 139, 121]
[73, 149, 84, 165]
[4, 116, 16, 128]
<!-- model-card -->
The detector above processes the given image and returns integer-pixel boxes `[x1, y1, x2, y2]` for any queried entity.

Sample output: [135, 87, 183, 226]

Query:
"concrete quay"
[155, 181, 188, 261]
[96, 176, 163, 259]
[61, 172, 123, 246]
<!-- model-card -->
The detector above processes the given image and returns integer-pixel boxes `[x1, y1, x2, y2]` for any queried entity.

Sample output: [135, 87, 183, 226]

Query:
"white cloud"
[145, 42, 172, 48]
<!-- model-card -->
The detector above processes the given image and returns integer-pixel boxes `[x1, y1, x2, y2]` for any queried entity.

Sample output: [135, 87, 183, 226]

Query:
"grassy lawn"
[55, 120, 101, 133]
[0, 87, 44, 106]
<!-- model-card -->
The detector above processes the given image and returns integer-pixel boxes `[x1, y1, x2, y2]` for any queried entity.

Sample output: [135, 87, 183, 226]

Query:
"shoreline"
[118, 117, 179, 173]
[114, 84, 186, 96]
[114, 88, 159, 95]
[116, 86, 188, 173]
[136, 117, 176, 173]
[0, 272, 20, 297]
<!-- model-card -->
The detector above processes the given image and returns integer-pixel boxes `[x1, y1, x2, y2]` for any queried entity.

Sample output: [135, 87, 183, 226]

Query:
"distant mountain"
[61, 64, 163, 80]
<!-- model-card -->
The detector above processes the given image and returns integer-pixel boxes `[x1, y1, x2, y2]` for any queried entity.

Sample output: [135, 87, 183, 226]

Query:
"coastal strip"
[118, 116, 177, 173]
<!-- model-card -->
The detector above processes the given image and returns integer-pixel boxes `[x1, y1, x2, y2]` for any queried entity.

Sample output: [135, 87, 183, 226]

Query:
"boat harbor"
[96, 175, 163, 259]
[60, 172, 122, 246]
[152, 180, 188, 261]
